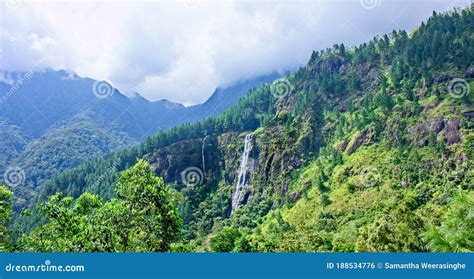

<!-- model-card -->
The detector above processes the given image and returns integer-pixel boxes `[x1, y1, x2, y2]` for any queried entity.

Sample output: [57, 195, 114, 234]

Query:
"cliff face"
[142, 94, 322, 223]
[145, 138, 220, 186]
[408, 119, 462, 147]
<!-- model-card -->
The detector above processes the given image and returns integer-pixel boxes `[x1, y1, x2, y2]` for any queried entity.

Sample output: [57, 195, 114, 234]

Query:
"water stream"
[231, 133, 253, 214]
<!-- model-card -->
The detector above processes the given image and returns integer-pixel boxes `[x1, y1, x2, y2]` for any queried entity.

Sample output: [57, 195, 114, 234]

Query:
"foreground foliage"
[20, 161, 182, 252]
[0, 185, 13, 251]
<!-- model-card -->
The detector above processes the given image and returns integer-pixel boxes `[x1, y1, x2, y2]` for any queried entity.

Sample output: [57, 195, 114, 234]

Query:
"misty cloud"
[0, 0, 469, 105]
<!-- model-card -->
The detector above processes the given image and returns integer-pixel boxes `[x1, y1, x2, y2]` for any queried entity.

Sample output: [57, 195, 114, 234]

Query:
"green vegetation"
[209, 227, 243, 252]
[3, 6, 473, 252]
[18, 161, 182, 252]
[424, 192, 474, 252]
[0, 185, 13, 251]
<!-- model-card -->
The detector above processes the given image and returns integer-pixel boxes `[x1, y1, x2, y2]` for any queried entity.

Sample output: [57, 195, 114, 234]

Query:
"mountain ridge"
[0, 69, 280, 208]
[5, 6, 474, 252]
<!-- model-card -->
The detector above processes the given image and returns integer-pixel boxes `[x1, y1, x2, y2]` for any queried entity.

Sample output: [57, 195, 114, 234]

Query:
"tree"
[209, 227, 242, 252]
[356, 191, 425, 252]
[0, 185, 13, 251]
[234, 235, 252, 252]
[21, 192, 102, 252]
[113, 159, 183, 251]
[22, 160, 183, 252]
[424, 192, 474, 252]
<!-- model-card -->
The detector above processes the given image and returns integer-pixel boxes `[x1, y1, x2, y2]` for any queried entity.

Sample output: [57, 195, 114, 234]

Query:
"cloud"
[0, 0, 470, 105]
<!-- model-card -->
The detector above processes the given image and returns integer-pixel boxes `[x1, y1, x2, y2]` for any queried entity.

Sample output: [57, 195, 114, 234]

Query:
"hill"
[0, 70, 277, 208]
[9, 7, 474, 252]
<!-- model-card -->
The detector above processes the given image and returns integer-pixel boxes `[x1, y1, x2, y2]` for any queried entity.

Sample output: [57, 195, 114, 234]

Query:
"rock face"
[466, 66, 474, 78]
[143, 115, 320, 213]
[346, 131, 366, 155]
[464, 110, 474, 123]
[408, 119, 462, 147]
[444, 119, 462, 146]
[144, 136, 223, 186]
[218, 132, 247, 185]
[346, 126, 376, 155]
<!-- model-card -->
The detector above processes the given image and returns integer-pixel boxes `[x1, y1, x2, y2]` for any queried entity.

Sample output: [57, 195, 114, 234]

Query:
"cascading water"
[231, 133, 253, 214]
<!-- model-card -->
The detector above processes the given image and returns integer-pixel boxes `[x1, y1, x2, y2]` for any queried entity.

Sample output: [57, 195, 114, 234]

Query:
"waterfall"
[231, 133, 254, 214]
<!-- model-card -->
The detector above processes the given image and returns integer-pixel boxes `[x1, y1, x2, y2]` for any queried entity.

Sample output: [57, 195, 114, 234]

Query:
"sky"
[0, 0, 471, 105]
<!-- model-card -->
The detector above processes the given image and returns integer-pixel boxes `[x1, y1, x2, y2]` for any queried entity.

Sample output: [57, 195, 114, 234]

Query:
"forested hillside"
[0, 70, 275, 209]
[3, 7, 473, 252]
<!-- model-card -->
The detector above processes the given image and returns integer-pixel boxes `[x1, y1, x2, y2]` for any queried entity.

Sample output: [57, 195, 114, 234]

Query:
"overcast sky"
[0, 0, 470, 105]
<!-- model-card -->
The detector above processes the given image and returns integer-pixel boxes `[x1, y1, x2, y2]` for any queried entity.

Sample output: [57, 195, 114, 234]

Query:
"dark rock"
[347, 134, 364, 155]
[347, 129, 368, 155]
[337, 140, 349, 152]
[429, 120, 445, 133]
[463, 111, 474, 125]
[456, 152, 468, 163]
[444, 119, 462, 146]
[466, 67, 474, 78]
[289, 192, 302, 203]
[408, 118, 462, 147]
[145, 136, 222, 186]
[434, 72, 451, 83]
[280, 183, 288, 200]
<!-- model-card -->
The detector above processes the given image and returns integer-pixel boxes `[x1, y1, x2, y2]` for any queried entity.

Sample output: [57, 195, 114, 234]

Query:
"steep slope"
[23, 7, 473, 251]
[0, 70, 277, 207]
[0, 118, 28, 176]
[182, 73, 280, 123]
[11, 112, 135, 198]
[0, 70, 182, 139]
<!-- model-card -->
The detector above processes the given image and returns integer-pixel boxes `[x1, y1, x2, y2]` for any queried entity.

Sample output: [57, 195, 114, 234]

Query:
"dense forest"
[1, 6, 473, 252]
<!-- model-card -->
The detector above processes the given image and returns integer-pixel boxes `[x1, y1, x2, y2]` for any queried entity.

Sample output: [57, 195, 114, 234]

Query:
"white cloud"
[0, 0, 470, 105]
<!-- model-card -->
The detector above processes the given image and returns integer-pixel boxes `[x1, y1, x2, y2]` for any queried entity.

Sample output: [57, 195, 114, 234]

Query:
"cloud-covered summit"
[0, 0, 469, 105]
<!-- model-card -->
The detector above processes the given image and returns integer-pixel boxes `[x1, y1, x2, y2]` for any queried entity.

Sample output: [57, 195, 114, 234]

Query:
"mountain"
[181, 73, 280, 123]
[8, 7, 474, 252]
[0, 70, 178, 138]
[0, 70, 278, 207]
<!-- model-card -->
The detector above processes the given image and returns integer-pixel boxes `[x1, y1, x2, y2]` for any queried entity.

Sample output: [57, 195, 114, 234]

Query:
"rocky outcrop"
[463, 110, 474, 124]
[144, 136, 222, 186]
[444, 119, 462, 146]
[408, 119, 462, 147]
[143, 110, 320, 214]
[346, 126, 376, 155]
[466, 67, 474, 78]
[346, 132, 366, 155]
